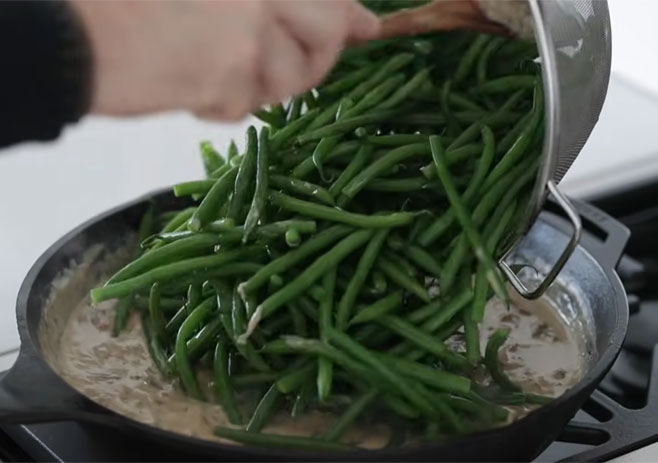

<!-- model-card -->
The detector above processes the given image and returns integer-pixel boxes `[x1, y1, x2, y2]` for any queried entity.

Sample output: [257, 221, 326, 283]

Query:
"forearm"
[0, 0, 92, 148]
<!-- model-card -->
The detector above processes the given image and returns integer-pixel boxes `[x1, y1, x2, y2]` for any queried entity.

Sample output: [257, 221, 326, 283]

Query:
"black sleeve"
[0, 1, 93, 148]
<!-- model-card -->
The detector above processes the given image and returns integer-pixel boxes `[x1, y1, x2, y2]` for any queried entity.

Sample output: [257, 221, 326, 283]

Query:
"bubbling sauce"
[40, 247, 586, 448]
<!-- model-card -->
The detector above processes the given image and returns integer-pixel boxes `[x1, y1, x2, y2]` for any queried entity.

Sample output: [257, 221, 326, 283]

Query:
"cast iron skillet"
[0, 190, 630, 461]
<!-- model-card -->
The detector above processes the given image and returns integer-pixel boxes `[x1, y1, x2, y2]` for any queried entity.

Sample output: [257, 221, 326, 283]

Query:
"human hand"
[71, 0, 380, 121]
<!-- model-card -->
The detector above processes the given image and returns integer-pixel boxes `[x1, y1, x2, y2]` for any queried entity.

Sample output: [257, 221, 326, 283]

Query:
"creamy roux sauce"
[40, 247, 585, 448]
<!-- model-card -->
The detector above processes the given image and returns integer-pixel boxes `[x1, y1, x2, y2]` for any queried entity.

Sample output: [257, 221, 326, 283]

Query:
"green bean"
[477, 37, 506, 84]
[313, 99, 354, 181]
[271, 192, 415, 229]
[383, 355, 471, 395]
[108, 235, 222, 284]
[165, 304, 188, 336]
[148, 283, 167, 344]
[379, 68, 431, 110]
[371, 270, 387, 295]
[318, 268, 337, 401]
[323, 389, 377, 442]
[208, 163, 232, 181]
[485, 329, 520, 391]
[482, 84, 543, 190]
[174, 296, 217, 399]
[284, 228, 301, 248]
[463, 125, 496, 201]
[430, 135, 507, 301]
[239, 224, 351, 296]
[376, 256, 430, 303]
[227, 140, 239, 161]
[350, 291, 402, 326]
[200, 140, 224, 176]
[231, 373, 278, 388]
[439, 158, 536, 293]
[472, 75, 537, 95]
[448, 92, 485, 112]
[141, 312, 175, 377]
[287, 96, 303, 122]
[291, 378, 313, 418]
[463, 308, 480, 365]
[364, 177, 438, 193]
[112, 296, 134, 337]
[379, 316, 468, 370]
[226, 126, 258, 223]
[346, 73, 404, 117]
[91, 245, 263, 303]
[336, 229, 389, 329]
[141, 231, 215, 247]
[303, 91, 318, 110]
[183, 318, 222, 361]
[277, 362, 315, 393]
[291, 140, 361, 179]
[383, 394, 420, 420]
[253, 108, 284, 127]
[406, 245, 442, 279]
[296, 110, 398, 145]
[326, 327, 435, 415]
[307, 284, 326, 303]
[288, 302, 308, 336]
[133, 294, 185, 313]
[187, 166, 238, 231]
[305, 52, 414, 133]
[471, 202, 517, 322]
[339, 143, 430, 202]
[244, 230, 373, 336]
[215, 427, 353, 451]
[246, 383, 282, 432]
[213, 341, 242, 424]
[160, 207, 196, 234]
[263, 336, 398, 397]
[244, 127, 270, 241]
[365, 134, 429, 146]
[419, 143, 484, 179]
[269, 108, 320, 151]
[270, 175, 334, 206]
[496, 109, 532, 156]
[232, 284, 247, 335]
[422, 286, 472, 337]
[320, 65, 376, 96]
[454, 35, 489, 84]
[328, 144, 373, 198]
[210, 220, 316, 246]
[441, 80, 461, 137]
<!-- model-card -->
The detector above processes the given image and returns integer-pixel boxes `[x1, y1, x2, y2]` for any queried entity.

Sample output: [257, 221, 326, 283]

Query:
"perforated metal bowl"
[500, 0, 612, 299]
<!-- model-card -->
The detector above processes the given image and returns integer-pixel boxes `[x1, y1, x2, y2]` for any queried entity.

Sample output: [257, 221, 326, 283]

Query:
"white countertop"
[2, 0, 658, 460]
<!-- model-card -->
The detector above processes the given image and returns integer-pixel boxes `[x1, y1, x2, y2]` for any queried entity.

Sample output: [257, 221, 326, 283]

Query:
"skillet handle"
[0, 348, 113, 424]
[570, 198, 630, 271]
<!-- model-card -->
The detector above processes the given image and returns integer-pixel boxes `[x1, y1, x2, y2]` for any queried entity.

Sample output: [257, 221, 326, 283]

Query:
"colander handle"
[498, 180, 582, 299]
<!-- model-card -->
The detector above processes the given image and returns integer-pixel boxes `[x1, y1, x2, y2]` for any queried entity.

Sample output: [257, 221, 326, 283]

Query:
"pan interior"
[34, 212, 602, 449]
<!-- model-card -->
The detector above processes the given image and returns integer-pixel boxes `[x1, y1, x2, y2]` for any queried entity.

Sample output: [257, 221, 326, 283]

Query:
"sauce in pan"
[40, 247, 586, 448]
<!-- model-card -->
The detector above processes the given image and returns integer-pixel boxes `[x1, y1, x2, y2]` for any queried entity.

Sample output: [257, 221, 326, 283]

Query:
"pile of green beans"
[92, 23, 547, 451]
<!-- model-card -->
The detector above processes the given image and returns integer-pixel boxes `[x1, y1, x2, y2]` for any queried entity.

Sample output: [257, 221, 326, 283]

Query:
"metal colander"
[499, 0, 612, 298]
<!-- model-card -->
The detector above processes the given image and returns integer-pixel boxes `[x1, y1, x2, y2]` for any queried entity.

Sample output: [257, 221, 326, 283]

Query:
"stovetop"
[0, 179, 656, 462]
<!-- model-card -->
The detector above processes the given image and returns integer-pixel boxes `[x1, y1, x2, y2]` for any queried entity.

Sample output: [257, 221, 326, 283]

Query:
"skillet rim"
[11, 188, 629, 461]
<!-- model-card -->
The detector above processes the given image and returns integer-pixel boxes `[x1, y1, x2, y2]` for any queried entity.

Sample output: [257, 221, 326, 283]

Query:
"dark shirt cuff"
[0, 0, 93, 148]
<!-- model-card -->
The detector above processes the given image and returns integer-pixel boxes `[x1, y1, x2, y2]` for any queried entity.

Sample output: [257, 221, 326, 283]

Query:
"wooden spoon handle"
[379, 0, 512, 39]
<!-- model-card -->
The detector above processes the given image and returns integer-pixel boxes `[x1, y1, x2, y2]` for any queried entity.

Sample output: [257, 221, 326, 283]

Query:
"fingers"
[260, 20, 309, 105]
[344, 0, 381, 43]
[272, 0, 380, 84]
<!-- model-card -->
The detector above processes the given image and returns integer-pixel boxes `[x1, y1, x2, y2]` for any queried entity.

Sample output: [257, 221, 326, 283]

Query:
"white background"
[0, 0, 657, 362]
